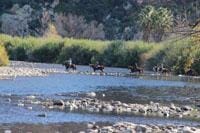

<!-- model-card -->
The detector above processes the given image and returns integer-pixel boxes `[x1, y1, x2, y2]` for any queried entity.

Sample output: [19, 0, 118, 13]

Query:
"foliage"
[0, 0, 199, 40]
[139, 6, 173, 42]
[191, 24, 200, 44]
[57, 45, 98, 65]
[32, 42, 64, 63]
[139, 5, 155, 42]
[55, 13, 105, 40]
[152, 7, 173, 42]
[1, 34, 200, 75]
[0, 44, 9, 66]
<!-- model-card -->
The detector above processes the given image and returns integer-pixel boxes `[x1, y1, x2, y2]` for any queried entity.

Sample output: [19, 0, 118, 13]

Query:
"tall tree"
[139, 5, 155, 42]
[152, 7, 173, 42]
[139, 5, 173, 42]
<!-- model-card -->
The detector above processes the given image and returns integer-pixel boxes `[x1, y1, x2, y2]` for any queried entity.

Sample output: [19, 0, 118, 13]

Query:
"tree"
[139, 6, 173, 42]
[152, 7, 173, 42]
[55, 13, 105, 40]
[139, 5, 155, 42]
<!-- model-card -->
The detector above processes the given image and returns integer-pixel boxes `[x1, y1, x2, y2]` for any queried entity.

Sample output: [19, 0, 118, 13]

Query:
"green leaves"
[139, 6, 173, 42]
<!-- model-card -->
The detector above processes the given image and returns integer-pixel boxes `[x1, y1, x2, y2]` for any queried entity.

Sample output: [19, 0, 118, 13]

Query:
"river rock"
[135, 125, 151, 132]
[139, 108, 146, 114]
[4, 130, 12, 133]
[181, 106, 193, 111]
[53, 100, 65, 106]
[86, 92, 96, 98]
[102, 104, 113, 113]
[37, 113, 47, 117]
[26, 95, 36, 99]
[182, 126, 195, 133]
[170, 103, 176, 110]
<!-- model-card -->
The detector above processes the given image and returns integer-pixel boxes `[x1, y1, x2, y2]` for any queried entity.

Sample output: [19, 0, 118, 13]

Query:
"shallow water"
[1, 64, 200, 127]
[0, 73, 200, 95]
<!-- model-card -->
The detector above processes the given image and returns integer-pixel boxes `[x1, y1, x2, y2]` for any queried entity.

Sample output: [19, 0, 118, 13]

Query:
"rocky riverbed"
[38, 96, 199, 120]
[86, 122, 200, 133]
[1, 121, 200, 133]
[0, 61, 63, 79]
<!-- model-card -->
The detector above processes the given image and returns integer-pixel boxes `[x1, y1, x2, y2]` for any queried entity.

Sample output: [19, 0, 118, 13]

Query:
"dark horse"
[63, 62, 76, 71]
[153, 64, 170, 74]
[89, 64, 104, 72]
[128, 64, 144, 74]
[185, 69, 197, 76]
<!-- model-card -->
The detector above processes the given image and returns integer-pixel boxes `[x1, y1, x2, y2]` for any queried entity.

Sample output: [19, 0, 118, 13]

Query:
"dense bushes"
[32, 42, 64, 63]
[0, 44, 9, 66]
[57, 45, 98, 65]
[147, 39, 200, 75]
[1, 34, 200, 75]
[0, 34, 155, 67]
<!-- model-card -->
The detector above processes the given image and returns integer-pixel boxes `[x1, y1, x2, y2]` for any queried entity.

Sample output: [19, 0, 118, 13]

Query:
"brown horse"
[89, 64, 104, 72]
[128, 64, 144, 74]
[63, 62, 76, 71]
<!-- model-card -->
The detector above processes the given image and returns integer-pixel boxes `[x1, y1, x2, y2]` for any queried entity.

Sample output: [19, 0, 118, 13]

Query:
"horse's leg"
[65, 65, 68, 70]
[66, 66, 69, 71]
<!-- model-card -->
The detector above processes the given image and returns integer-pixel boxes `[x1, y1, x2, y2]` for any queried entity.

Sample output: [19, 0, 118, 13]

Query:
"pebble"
[27, 106, 33, 110]
[4, 130, 12, 133]
[53, 100, 65, 106]
[37, 113, 47, 117]
[17, 103, 24, 107]
[86, 92, 96, 98]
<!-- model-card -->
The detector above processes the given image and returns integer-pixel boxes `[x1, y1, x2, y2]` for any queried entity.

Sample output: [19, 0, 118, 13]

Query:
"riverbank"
[1, 122, 200, 133]
[0, 61, 63, 79]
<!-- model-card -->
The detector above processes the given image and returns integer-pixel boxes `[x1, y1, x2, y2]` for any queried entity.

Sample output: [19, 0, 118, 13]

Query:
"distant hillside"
[0, 0, 199, 40]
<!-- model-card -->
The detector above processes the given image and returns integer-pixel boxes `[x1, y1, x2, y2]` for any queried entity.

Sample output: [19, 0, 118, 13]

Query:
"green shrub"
[191, 51, 200, 75]
[102, 41, 126, 67]
[57, 45, 98, 65]
[0, 45, 9, 66]
[32, 42, 64, 63]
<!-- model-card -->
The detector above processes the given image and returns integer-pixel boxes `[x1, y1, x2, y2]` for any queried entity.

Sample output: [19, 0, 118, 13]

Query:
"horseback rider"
[95, 61, 100, 67]
[68, 58, 72, 66]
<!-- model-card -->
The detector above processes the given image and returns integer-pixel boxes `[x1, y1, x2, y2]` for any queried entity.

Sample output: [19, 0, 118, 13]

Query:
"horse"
[63, 62, 76, 71]
[153, 65, 161, 73]
[153, 64, 170, 74]
[161, 67, 170, 74]
[89, 64, 104, 72]
[185, 69, 197, 76]
[128, 64, 144, 74]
